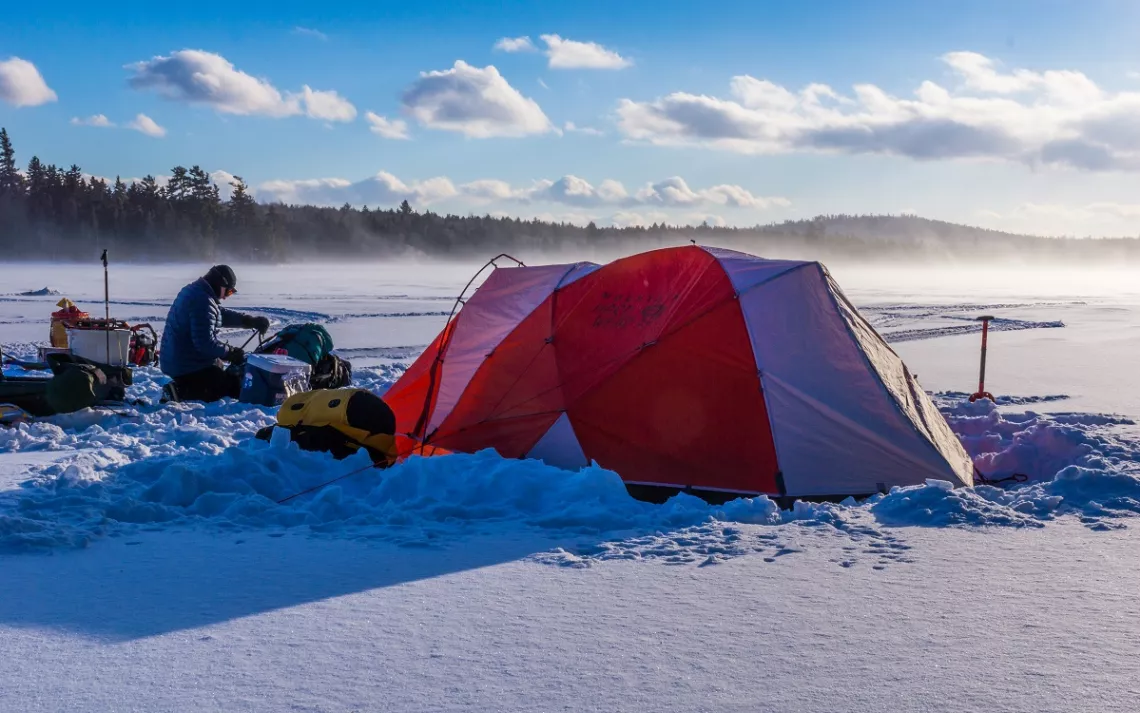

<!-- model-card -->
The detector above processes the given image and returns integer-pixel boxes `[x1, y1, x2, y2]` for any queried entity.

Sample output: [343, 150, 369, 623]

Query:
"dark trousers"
[173, 365, 242, 403]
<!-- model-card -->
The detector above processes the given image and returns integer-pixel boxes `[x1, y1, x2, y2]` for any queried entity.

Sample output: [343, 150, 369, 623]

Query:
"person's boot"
[161, 381, 180, 404]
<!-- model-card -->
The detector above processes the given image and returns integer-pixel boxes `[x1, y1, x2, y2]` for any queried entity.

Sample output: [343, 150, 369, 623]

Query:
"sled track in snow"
[245, 306, 452, 324]
[861, 300, 1084, 320]
[0, 297, 171, 308]
[327, 311, 451, 323]
[860, 302, 1071, 343]
[334, 345, 428, 360]
[881, 317, 1065, 343]
[265, 293, 456, 302]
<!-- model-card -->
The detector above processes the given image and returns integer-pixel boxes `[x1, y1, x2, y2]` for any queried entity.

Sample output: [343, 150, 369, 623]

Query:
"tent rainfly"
[385, 246, 974, 501]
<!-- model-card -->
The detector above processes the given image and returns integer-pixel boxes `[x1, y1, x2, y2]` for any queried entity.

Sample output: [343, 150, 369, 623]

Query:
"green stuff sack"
[45, 364, 105, 414]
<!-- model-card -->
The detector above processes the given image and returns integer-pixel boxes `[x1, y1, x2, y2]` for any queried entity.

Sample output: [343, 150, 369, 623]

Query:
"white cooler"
[67, 328, 131, 366]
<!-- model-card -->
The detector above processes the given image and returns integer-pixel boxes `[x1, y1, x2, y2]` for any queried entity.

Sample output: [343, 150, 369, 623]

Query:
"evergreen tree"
[24, 156, 48, 218]
[0, 128, 23, 195]
[227, 176, 256, 227]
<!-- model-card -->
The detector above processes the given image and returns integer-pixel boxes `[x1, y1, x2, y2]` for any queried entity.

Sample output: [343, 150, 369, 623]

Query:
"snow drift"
[3, 365, 1140, 557]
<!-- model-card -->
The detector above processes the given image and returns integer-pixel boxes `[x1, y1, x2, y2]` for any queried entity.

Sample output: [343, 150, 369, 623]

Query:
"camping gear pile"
[1, 254, 157, 423]
[64, 317, 159, 368]
[153, 321, 354, 407]
[1, 253, 357, 427]
[254, 323, 352, 390]
[46, 298, 159, 368]
[0, 347, 132, 420]
[232, 322, 354, 408]
[239, 326, 390, 463]
[383, 245, 976, 503]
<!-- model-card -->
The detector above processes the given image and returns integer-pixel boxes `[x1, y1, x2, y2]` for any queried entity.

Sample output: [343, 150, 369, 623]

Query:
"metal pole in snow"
[969, 315, 995, 402]
[101, 250, 110, 364]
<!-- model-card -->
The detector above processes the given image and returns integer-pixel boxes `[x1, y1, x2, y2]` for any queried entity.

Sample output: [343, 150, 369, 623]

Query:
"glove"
[242, 315, 271, 335]
[225, 346, 245, 364]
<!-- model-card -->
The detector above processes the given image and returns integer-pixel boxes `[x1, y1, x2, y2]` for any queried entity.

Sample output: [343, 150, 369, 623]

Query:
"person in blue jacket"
[160, 265, 270, 402]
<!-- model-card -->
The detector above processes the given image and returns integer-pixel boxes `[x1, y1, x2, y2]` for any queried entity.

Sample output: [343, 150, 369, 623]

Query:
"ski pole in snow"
[101, 249, 111, 363]
[969, 315, 995, 403]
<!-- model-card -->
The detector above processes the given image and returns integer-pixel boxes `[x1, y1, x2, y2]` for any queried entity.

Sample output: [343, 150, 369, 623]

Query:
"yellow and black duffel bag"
[256, 388, 398, 466]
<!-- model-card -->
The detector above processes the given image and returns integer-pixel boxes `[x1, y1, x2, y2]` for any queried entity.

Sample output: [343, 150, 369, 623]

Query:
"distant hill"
[755, 214, 1045, 244]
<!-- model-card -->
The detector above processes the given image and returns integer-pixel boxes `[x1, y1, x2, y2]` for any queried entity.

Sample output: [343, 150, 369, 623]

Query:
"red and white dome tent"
[384, 246, 974, 502]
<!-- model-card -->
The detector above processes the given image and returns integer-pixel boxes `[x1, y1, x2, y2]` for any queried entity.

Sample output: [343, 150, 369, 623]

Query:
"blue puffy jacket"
[160, 278, 246, 377]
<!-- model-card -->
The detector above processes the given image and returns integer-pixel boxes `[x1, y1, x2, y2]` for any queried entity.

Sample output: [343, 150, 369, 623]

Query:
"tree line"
[2, 126, 1139, 264]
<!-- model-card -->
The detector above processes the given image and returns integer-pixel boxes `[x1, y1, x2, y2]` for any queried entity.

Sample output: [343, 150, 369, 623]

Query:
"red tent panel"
[386, 318, 456, 437]
[567, 297, 779, 493]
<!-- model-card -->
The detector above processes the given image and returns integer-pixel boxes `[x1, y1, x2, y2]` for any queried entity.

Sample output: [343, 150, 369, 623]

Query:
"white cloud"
[540, 34, 631, 70]
[292, 27, 329, 41]
[128, 49, 354, 122]
[691, 214, 729, 228]
[259, 171, 458, 207]
[257, 169, 788, 218]
[527, 175, 632, 206]
[459, 179, 535, 201]
[129, 50, 297, 116]
[610, 211, 669, 228]
[0, 57, 57, 107]
[942, 51, 1099, 101]
[564, 121, 604, 136]
[208, 170, 241, 200]
[366, 111, 410, 140]
[71, 114, 114, 128]
[401, 60, 553, 138]
[633, 177, 791, 209]
[616, 50, 1140, 171]
[494, 36, 536, 53]
[71, 113, 166, 137]
[299, 86, 357, 122]
[127, 113, 167, 138]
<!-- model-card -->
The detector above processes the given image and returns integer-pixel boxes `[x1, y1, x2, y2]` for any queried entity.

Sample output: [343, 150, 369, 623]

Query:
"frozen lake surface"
[2, 257, 1139, 712]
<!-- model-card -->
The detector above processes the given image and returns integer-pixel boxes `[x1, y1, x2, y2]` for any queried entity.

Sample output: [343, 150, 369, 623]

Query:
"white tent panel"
[761, 375, 961, 496]
[699, 246, 808, 293]
[733, 264, 971, 494]
[825, 272, 975, 487]
[526, 412, 589, 470]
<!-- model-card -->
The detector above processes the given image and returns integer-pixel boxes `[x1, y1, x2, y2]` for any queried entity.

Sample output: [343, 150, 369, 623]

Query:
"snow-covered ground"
[2, 259, 1140, 712]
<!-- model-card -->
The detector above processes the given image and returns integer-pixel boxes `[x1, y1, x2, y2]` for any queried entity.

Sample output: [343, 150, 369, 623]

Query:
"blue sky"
[4, 0, 1140, 234]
